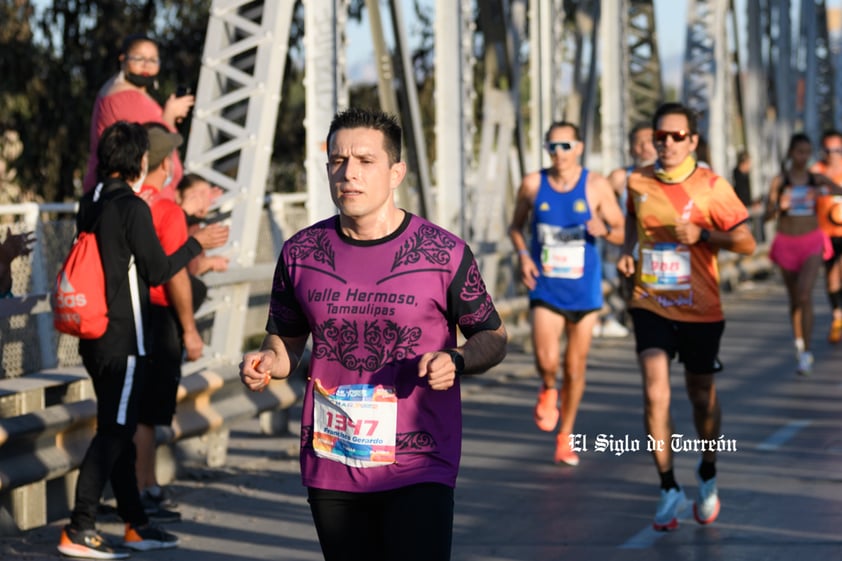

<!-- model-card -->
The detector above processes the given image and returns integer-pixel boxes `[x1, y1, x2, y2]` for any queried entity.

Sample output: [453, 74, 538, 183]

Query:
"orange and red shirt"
[809, 161, 842, 238]
[626, 165, 750, 322]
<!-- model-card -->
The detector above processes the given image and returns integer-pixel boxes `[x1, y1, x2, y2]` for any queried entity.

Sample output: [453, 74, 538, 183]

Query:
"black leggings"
[307, 483, 454, 561]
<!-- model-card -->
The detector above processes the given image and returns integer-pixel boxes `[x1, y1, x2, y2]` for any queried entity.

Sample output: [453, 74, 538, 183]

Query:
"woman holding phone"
[83, 34, 194, 200]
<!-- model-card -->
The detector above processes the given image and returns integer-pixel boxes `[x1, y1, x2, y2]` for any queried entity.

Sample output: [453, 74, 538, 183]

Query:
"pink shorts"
[770, 229, 833, 272]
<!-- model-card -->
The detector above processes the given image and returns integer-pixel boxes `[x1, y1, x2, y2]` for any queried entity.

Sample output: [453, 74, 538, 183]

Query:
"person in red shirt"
[133, 123, 228, 521]
[83, 34, 194, 199]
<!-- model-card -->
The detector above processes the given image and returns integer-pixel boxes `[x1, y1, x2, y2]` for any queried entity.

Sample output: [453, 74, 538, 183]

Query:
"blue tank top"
[528, 168, 603, 311]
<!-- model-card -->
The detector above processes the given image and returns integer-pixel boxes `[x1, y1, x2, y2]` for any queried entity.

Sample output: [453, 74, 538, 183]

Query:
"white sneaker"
[797, 351, 813, 376]
[653, 487, 687, 531]
[600, 317, 629, 338]
[693, 472, 720, 525]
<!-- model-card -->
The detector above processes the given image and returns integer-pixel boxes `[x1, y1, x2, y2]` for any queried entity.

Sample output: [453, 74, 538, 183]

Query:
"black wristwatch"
[445, 349, 465, 375]
[698, 228, 711, 243]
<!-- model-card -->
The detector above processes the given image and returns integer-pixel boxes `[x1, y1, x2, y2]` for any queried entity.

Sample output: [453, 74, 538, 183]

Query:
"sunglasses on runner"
[545, 141, 579, 153]
[823, 147, 842, 155]
[654, 129, 692, 143]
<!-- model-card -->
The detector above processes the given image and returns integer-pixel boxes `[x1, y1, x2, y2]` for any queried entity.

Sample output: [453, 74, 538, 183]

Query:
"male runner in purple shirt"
[240, 107, 508, 561]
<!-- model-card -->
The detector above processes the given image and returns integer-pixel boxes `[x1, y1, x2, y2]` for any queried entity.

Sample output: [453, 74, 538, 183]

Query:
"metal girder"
[434, 0, 475, 236]
[738, 0, 775, 201]
[183, 0, 295, 360]
[364, 0, 415, 212]
[575, 1, 601, 151]
[304, 0, 349, 225]
[814, 1, 835, 129]
[681, 0, 731, 174]
[626, 0, 662, 127]
[528, 1, 600, 160]
[471, 0, 528, 289]
[771, 0, 794, 155]
[798, 0, 835, 142]
[365, 0, 400, 117]
[602, 0, 662, 173]
[528, 0, 566, 171]
[386, 0, 434, 218]
[600, 0, 627, 174]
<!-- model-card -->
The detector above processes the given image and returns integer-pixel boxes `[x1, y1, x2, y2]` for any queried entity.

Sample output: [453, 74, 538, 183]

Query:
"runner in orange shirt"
[618, 102, 756, 532]
[809, 130, 842, 343]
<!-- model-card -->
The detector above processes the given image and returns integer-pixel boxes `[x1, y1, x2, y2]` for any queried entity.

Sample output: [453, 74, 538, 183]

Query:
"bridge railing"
[0, 196, 772, 535]
[0, 194, 309, 535]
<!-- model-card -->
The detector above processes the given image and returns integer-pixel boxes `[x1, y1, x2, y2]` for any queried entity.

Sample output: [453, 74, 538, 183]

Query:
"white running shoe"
[600, 317, 629, 338]
[593, 317, 629, 338]
[653, 487, 687, 531]
[693, 473, 720, 525]
[797, 351, 813, 376]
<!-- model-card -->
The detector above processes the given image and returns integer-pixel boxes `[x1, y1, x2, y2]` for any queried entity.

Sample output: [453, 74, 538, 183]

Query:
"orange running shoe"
[554, 432, 580, 466]
[829, 318, 842, 344]
[534, 387, 559, 431]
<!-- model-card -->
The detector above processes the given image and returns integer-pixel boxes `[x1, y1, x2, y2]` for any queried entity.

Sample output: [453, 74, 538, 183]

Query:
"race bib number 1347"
[312, 380, 398, 468]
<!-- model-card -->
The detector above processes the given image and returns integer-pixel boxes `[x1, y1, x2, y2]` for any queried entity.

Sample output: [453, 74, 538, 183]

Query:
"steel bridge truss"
[183, 0, 837, 365]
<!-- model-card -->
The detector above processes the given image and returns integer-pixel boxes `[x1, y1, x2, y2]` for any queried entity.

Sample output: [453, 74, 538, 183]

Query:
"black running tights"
[307, 482, 454, 561]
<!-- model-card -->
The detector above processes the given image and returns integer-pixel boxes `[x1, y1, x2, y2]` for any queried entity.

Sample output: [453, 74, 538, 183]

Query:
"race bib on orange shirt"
[312, 380, 397, 468]
[640, 242, 691, 290]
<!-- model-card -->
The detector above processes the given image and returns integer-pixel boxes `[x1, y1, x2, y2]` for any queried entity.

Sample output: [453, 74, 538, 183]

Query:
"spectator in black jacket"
[58, 121, 228, 559]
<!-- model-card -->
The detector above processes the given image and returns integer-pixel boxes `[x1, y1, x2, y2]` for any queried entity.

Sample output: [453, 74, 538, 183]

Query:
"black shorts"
[824, 236, 842, 267]
[138, 305, 183, 426]
[630, 308, 725, 375]
[530, 299, 600, 324]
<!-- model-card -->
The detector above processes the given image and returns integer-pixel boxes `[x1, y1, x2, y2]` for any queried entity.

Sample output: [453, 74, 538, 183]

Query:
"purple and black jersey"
[267, 212, 502, 492]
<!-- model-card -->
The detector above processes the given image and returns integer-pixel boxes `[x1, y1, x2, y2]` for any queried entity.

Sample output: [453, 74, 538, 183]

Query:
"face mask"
[131, 172, 147, 193]
[131, 160, 148, 193]
[124, 72, 157, 90]
[163, 169, 173, 188]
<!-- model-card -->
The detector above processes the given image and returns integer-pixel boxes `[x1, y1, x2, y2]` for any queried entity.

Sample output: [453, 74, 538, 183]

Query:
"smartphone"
[176, 85, 193, 97]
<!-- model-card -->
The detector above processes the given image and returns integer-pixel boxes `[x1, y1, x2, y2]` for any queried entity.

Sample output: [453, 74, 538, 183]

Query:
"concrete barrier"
[0, 362, 297, 536]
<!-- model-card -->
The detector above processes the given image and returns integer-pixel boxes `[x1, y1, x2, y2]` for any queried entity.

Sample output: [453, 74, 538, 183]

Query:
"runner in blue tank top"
[509, 120, 625, 466]
[528, 168, 603, 310]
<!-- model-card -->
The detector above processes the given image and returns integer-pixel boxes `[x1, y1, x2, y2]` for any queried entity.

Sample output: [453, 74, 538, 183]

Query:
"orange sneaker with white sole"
[534, 388, 559, 432]
[554, 432, 580, 466]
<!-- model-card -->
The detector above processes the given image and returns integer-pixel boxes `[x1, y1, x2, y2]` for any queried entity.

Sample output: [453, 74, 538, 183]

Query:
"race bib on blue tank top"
[536, 223, 586, 279]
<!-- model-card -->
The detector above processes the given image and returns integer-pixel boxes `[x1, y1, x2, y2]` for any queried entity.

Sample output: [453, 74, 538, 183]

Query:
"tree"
[0, 0, 430, 200]
[0, 0, 212, 202]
